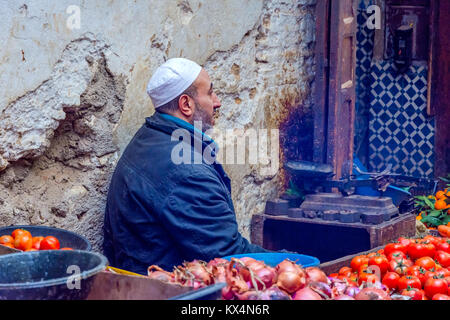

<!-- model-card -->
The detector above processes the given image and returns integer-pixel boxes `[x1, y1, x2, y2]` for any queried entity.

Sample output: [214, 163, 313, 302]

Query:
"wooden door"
[314, 0, 357, 179]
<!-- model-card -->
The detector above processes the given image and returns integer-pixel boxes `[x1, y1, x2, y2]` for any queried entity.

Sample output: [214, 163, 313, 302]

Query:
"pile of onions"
[146, 257, 395, 300]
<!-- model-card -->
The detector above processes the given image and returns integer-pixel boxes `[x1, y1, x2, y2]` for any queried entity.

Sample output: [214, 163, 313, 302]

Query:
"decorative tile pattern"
[355, 1, 375, 161]
[368, 61, 435, 178]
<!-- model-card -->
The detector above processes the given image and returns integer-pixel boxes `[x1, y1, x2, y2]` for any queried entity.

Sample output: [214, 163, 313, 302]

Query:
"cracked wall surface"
[0, 0, 316, 250]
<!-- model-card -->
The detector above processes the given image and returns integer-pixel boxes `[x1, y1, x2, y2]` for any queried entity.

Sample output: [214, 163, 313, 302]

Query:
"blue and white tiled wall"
[355, 0, 435, 178]
[354, 0, 375, 164]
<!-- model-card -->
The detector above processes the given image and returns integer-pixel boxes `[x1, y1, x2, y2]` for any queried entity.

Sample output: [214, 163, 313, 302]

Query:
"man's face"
[191, 69, 221, 131]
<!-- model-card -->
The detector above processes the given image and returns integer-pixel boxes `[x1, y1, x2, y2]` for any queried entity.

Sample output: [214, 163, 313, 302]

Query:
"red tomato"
[60, 247, 73, 250]
[401, 288, 425, 300]
[398, 237, 412, 247]
[382, 272, 400, 291]
[424, 277, 449, 299]
[39, 236, 60, 250]
[407, 265, 428, 287]
[11, 229, 31, 239]
[415, 256, 436, 271]
[407, 242, 436, 261]
[13, 234, 32, 251]
[347, 273, 359, 286]
[384, 242, 408, 257]
[436, 268, 450, 278]
[338, 267, 353, 277]
[1, 243, 14, 248]
[359, 273, 379, 285]
[389, 258, 413, 275]
[423, 235, 443, 247]
[397, 275, 422, 291]
[32, 236, 44, 250]
[350, 255, 369, 272]
[432, 294, 450, 300]
[437, 240, 450, 254]
[387, 250, 407, 261]
[329, 273, 338, 278]
[0, 235, 14, 245]
[435, 250, 450, 268]
[369, 254, 390, 275]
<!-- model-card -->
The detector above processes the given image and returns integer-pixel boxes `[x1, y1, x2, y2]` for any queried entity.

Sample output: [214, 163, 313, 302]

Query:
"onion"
[344, 285, 361, 298]
[260, 285, 291, 300]
[239, 257, 258, 266]
[147, 265, 173, 282]
[207, 258, 228, 268]
[211, 265, 227, 283]
[221, 286, 235, 300]
[185, 262, 213, 285]
[254, 266, 277, 290]
[148, 271, 172, 282]
[309, 281, 333, 299]
[276, 259, 303, 275]
[334, 295, 355, 300]
[329, 279, 348, 296]
[292, 287, 323, 300]
[355, 288, 392, 300]
[305, 267, 328, 284]
[276, 271, 306, 294]
[235, 286, 291, 300]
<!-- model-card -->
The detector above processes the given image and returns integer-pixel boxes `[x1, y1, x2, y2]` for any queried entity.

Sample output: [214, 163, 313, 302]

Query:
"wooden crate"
[251, 213, 416, 264]
[319, 246, 384, 274]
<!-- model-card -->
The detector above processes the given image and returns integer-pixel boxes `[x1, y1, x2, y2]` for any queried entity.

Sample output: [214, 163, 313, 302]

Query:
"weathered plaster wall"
[0, 0, 316, 250]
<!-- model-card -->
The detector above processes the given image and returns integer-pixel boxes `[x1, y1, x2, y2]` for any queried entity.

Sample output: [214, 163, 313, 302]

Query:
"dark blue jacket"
[103, 112, 268, 274]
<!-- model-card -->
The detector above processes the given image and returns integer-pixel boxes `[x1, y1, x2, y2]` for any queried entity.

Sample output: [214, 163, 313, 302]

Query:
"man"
[103, 58, 269, 275]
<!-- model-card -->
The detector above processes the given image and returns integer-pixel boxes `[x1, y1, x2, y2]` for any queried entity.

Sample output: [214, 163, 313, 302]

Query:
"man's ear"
[178, 94, 194, 117]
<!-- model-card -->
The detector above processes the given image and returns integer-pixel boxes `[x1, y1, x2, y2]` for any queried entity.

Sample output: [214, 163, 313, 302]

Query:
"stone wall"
[0, 0, 316, 250]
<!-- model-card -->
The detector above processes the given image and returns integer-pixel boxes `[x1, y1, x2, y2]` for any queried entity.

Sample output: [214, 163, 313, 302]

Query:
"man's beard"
[191, 100, 214, 132]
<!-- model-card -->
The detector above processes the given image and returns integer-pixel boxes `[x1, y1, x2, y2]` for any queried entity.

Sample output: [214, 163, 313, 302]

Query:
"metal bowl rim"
[0, 250, 108, 290]
[0, 225, 92, 251]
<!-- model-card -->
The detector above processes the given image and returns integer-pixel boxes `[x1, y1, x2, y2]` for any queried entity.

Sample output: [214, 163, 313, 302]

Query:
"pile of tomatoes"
[0, 228, 72, 251]
[330, 235, 450, 300]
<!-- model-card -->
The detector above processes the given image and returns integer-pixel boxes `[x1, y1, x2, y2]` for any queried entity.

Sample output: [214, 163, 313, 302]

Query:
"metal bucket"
[0, 250, 108, 300]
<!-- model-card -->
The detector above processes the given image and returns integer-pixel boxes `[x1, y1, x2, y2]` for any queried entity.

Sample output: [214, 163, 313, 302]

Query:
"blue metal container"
[0, 225, 91, 251]
[221, 253, 320, 268]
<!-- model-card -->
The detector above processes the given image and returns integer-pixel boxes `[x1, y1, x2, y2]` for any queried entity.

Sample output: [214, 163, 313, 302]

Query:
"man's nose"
[213, 93, 221, 109]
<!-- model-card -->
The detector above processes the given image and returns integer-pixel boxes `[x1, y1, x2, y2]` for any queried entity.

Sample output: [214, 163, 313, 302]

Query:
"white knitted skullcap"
[146, 58, 202, 108]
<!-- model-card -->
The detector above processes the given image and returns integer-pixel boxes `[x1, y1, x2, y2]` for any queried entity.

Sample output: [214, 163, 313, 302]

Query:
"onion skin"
[276, 271, 306, 294]
[355, 288, 392, 300]
[305, 267, 329, 284]
[292, 287, 323, 300]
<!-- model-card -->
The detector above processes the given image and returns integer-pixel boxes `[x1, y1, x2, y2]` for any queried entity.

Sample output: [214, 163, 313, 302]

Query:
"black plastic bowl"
[0, 225, 91, 251]
[0, 250, 108, 300]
